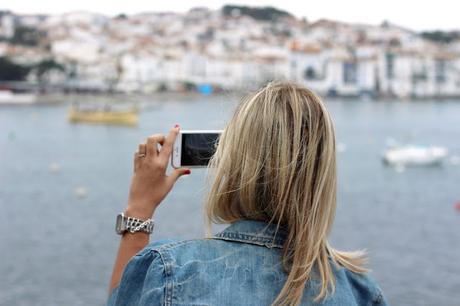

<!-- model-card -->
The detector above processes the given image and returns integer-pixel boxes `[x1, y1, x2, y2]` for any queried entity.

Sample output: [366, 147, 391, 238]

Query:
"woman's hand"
[125, 125, 190, 219]
[109, 125, 189, 293]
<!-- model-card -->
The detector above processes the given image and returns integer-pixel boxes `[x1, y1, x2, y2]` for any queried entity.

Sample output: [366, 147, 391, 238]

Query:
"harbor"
[2, 8, 460, 99]
[1, 94, 459, 306]
[1, 2, 460, 305]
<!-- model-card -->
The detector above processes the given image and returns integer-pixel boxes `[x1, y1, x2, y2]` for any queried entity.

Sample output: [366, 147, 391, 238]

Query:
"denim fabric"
[108, 220, 388, 306]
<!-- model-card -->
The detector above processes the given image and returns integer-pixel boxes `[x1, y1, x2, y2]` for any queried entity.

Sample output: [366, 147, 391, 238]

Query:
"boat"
[0, 90, 37, 105]
[68, 105, 139, 126]
[383, 145, 448, 167]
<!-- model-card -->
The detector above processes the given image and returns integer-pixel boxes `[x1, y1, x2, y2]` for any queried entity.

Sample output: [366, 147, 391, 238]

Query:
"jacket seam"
[154, 249, 174, 306]
[212, 234, 283, 248]
[150, 238, 214, 253]
[215, 231, 285, 246]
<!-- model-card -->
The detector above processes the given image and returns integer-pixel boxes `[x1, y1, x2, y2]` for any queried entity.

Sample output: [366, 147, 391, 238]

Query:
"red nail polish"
[174, 124, 180, 128]
[184, 169, 191, 175]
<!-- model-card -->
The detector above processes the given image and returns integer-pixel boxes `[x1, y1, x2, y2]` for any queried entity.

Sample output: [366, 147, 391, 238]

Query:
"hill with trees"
[222, 5, 293, 21]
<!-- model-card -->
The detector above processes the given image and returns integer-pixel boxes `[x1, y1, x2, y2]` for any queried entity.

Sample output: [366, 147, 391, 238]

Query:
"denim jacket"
[108, 220, 388, 306]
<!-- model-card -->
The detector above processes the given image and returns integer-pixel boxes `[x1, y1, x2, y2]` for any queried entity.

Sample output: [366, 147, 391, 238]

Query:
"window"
[386, 52, 395, 80]
[303, 67, 316, 80]
[435, 59, 446, 84]
[343, 61, 357, 84]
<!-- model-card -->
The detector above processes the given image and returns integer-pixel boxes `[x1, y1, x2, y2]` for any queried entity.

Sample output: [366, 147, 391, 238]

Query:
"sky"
[1, 0, 458, 31]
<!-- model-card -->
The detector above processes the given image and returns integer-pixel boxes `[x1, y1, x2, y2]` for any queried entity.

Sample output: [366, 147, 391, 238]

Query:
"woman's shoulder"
[139, 237, 192, 252]
[133, 237, 212, 260]
[137, 236, 236, 259]
[333, 266, 388, 305]
[108, 238, 216, 305]
[137, 235, 274, 272]
[140, 237, 215, 252]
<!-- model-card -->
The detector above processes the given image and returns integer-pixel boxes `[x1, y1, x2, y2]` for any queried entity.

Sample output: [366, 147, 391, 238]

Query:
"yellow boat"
[68, 106, 139, 126]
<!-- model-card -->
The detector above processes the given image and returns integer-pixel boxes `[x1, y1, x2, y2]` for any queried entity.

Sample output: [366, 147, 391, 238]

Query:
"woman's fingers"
[146, 134, 165, 156]
[160, 126, 179, 162]
[167, 168, 191, 185]
[138, 126, 178, 166]
[133, 152, 140, 171]
[138, 143, 147, 157]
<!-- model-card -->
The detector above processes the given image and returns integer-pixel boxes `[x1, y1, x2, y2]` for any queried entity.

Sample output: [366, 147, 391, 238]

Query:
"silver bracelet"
[116, 213, 155, 235]
[127, 217, 154, 233]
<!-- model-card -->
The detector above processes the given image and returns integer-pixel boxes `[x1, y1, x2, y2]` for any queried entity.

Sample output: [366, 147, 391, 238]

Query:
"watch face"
[115, 213, 125, 234]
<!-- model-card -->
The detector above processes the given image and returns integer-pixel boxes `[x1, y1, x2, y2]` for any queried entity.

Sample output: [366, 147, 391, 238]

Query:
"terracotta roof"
[289, 41, 322, 53]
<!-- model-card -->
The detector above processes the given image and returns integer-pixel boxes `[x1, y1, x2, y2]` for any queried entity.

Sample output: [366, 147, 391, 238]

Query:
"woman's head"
[207, 81, 337, 244]
[206, 82, 366, 306]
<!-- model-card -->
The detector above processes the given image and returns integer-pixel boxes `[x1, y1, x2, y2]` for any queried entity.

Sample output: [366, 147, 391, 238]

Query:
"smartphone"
[171, 130, 222, 168]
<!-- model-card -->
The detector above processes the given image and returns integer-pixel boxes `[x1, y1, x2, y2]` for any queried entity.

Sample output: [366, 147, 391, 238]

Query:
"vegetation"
[0, 56, 65, 84]
[115, 13, 128, 20]
[222, 5, 293, 21]
[10, 26, 43, 46]
[0, 57, 30, 81]
[33, 59, 65, 87]
[421, 30, 460, 44]
[34, 59, 64, 78]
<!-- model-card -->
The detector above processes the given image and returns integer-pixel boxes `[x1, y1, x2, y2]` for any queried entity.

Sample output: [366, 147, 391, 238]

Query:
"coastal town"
[1, 5, 460, 98]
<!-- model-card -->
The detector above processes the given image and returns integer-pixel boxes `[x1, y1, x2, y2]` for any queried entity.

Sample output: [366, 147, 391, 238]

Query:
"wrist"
[124, 205, 156, 220]
[121, 231, 150, 244]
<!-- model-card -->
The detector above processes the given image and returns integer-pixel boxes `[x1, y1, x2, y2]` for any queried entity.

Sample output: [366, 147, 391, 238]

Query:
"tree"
[0, 57, 30, 81]
[35, 59, 64, 78]
[115, 13, 128, 20]
[222, 5, 293, 21]
[33, 59, 65, 89]
[421, 31, 460, 44]
[10, 26, 42, 46]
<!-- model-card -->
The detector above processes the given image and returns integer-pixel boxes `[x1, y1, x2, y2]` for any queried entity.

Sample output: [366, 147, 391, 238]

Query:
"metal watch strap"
[116, 212, 154, 235]
[125, 216, 154, 234]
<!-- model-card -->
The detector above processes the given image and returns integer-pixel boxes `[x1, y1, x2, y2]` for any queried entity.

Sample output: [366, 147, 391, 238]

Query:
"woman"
[108, 82, 388, 306]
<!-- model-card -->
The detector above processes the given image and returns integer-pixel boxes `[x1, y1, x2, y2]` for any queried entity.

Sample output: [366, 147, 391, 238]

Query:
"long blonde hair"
[205, 82, 367, 306]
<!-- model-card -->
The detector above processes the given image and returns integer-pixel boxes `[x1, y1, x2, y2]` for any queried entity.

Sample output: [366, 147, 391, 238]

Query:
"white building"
[289, 43, 380, 97]
[4, 9, 460, 97]
[377, 47, 460, 98]
[0, 13, 15, 39]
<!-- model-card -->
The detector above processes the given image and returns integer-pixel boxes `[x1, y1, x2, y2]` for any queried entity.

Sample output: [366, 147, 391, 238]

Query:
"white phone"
[171, 130, 222, 168]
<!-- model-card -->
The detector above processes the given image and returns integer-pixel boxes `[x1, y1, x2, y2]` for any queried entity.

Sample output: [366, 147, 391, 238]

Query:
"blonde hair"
[205, 82, 367, 306]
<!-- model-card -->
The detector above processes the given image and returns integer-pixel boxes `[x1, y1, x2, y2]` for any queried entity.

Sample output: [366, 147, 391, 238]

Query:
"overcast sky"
[2, 0, 458, 31]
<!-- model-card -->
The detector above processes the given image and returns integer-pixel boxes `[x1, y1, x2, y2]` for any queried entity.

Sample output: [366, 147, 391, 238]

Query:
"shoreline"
[2, 91, 460, 107]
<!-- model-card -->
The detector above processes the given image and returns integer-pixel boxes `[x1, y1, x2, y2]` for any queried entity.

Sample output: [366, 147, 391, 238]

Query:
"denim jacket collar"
[213, 220, 287, 249]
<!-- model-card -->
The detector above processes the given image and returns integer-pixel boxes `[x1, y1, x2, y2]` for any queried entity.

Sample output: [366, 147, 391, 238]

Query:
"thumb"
[168, 168, 191, 185]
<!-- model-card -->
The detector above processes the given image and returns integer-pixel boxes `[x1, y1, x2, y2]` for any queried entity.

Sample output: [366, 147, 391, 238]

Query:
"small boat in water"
[0, 90, 37, 105]
[383, 145, 448, 166]
[68, 104, 139, 126]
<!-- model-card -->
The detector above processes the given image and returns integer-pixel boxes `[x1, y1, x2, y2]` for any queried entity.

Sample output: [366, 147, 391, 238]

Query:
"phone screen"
[181, 133, 220, 166]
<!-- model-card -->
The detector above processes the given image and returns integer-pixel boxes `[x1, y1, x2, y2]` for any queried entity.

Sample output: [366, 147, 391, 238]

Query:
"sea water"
[0, 94, 459, 306]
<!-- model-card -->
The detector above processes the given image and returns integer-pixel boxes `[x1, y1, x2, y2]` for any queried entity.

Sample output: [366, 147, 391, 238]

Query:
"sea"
[0, 93, 459, 306]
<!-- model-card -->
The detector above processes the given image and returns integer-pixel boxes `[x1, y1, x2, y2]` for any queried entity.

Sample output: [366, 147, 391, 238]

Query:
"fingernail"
[184, 169, 191, 175]
[174, 124, 180, 128]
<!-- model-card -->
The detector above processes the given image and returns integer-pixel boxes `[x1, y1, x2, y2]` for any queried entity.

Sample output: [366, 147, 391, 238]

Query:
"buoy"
[74, 187, 88, 199]
[49, 162, 61, 173]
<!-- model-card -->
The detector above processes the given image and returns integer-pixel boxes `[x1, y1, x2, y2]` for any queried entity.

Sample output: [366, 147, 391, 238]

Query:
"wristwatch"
[115, 212, 154, 235]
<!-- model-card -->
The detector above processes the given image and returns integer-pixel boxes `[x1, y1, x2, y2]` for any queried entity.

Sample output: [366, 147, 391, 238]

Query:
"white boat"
[0, 90, 37, 105]
[383, 145, 448, 166]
